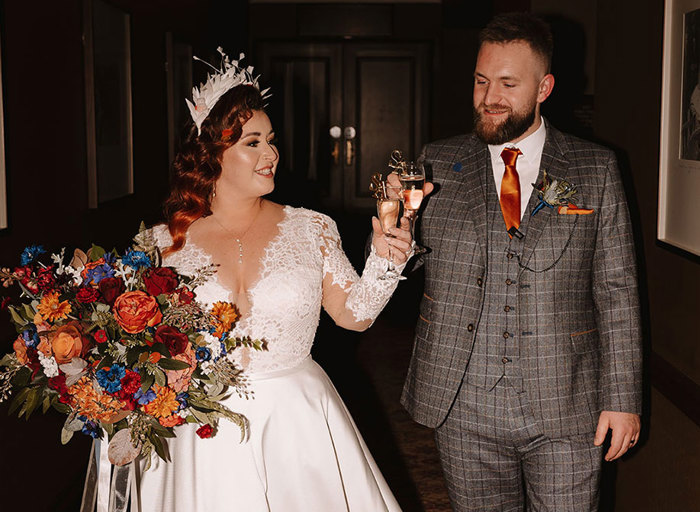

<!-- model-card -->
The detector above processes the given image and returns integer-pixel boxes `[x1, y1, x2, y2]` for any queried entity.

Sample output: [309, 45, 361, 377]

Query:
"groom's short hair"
[479, 12, 553, 72]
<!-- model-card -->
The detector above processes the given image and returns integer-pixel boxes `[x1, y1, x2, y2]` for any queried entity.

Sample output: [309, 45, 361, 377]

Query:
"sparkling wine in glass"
[399, 162, 427, 255]
[376, 197, 406, 280]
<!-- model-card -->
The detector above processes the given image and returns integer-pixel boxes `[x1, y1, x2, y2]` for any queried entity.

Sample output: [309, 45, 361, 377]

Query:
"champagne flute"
[376, 196, 406, 280]
[399, 161, 427, 255]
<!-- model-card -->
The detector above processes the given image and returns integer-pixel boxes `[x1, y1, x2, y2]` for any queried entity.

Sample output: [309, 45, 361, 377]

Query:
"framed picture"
[165, 33, 193, 169]
[659, 0, 700, 256]
[0, 31, 7, 231]
[83, 0, 134, 208]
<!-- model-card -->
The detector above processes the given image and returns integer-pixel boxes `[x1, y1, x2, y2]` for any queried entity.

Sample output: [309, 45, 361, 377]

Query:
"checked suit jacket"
[400, 123, 643, 438]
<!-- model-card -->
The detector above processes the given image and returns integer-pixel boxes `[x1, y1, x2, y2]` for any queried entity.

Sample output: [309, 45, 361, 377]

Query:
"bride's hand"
[371, 216, 413, 264]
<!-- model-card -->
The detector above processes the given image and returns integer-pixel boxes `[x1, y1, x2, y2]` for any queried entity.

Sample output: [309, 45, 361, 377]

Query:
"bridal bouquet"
[0, 227, 265, 468]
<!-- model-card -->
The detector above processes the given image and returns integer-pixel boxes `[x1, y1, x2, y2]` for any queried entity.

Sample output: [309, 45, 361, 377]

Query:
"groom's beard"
[473, 102, 536, 145]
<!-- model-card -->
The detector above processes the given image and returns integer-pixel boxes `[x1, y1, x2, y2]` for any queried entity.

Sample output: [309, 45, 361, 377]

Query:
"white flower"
[38, 352, 59, 378]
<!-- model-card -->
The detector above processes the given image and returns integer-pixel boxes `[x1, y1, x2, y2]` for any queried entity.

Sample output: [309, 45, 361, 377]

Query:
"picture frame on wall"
[659, 0, 700, 257]
[83, 0, 134, 208]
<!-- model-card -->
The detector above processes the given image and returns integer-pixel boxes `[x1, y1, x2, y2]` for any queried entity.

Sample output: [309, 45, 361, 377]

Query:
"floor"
[314, 274, 453, 512]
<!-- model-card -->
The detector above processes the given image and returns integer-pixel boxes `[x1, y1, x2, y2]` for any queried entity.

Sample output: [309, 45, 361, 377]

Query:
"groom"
[400, 12, 642, 511]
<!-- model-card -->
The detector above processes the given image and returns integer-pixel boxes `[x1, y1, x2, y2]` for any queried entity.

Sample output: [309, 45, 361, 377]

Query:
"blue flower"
[134, 388, 157, 405]
[195, 346, 211, 362]
[84, 263, 115, 285]
[96, 364, 126, 393]
[21, 324, 41, 348]
[20, 245, 46, 266]
[102, 253, 117, 265]
[121, 249, 152, 270]
[78, 416, 101, 439]
[176, 392, 189, 410]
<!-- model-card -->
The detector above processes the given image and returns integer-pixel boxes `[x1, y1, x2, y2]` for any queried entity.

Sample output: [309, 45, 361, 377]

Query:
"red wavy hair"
[163, 85, 264, 256]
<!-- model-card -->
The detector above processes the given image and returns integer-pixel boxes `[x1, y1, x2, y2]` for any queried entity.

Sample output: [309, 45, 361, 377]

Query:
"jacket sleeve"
[591, 154, 643, 414]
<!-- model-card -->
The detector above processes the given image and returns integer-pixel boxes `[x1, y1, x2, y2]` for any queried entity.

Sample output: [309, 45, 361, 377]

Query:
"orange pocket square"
[558, 204, 593, 215]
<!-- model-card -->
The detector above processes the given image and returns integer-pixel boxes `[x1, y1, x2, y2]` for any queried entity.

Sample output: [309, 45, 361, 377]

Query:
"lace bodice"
[149, 206, 401, 374]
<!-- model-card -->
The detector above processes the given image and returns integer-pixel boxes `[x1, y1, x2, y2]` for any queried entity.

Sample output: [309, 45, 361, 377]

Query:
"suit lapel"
[453, 140, 490, 263]
[518, 125, 571, 271]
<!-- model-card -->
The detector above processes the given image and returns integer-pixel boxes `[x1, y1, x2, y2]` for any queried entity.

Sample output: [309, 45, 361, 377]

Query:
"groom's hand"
[594, 410, 641, 461]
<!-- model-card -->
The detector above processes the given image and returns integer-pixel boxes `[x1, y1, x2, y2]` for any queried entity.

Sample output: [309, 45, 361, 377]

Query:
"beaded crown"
[186, 47, 270, 135]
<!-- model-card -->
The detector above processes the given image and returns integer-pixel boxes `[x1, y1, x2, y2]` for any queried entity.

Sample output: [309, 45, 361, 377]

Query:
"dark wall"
[0, 1, 207, 510]
[594, 0, 700, 510]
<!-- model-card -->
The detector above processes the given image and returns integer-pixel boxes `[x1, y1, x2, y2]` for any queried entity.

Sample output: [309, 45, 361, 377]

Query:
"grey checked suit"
[400, 123, 642, 510]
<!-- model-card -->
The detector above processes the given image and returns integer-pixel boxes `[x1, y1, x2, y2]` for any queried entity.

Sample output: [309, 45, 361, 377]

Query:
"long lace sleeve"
[316, 214, 405, 324]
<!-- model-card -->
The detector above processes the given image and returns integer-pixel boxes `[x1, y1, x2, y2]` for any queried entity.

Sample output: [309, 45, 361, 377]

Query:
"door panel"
[257, 43, 343, 211]
[344, 43, 429, 211]
[256, 41, 429, 213]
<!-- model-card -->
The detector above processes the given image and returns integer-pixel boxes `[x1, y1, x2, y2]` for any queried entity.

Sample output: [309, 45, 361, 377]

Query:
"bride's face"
[217, 110, 279, 200]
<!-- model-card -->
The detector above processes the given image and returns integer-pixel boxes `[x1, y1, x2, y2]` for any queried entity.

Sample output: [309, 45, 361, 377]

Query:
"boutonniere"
[531, 170, 594, 216]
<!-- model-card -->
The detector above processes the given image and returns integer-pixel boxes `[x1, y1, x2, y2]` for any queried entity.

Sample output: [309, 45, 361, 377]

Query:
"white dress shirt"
[488, 118, 547, 221]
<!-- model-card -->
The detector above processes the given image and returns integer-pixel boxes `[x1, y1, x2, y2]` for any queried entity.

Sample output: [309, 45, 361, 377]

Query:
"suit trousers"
[434, 378, 603, 511]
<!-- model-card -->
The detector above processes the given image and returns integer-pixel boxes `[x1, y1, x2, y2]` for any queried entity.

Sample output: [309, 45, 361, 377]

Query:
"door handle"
[330, 126, 341, 165]
[344, 126, 356, 166]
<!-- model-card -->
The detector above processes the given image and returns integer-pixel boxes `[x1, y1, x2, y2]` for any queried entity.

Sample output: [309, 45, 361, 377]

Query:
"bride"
[129, 56, 412, 511]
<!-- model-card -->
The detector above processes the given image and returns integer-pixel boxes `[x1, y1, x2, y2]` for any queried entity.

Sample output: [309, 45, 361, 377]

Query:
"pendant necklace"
[212, 203, 264, 264]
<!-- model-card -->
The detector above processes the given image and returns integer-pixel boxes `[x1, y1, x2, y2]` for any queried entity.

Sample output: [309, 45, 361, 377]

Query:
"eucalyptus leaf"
[90, 245, 106, 261]
[52, 402, 71, 414]
[8, 387, 30, 416]
[42, 394, 52, 414]
[157, 358, 190, 371]
[21, 388, 41, 419]
[141, 373, 155, 393]
[21, 303, 36, 322]
[8, 307, 27, 327]
[64, 415, 85, 432]
[0, 353, 17, 368]
[60, 427, 74, 445]
[154, 368, 166, 387]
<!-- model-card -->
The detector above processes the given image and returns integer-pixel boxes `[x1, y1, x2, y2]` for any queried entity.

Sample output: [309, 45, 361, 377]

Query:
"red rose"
[76, 287, 101, 304]
[154, 325, 190, 356]
[175, 287, 194, 305]
[98, 277, 125, 306]
[94, 329, 108, 344]
[196, 424, 214, 439]
[143, 268, 178, 297]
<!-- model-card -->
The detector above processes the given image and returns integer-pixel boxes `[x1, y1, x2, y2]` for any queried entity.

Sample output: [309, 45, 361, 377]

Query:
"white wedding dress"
[129, 206, 402, 512]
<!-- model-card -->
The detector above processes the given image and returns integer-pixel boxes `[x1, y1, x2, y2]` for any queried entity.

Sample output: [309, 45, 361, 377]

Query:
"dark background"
[0, 0, 697, 510]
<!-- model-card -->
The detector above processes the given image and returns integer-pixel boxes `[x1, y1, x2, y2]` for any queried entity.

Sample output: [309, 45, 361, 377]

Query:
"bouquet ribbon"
[80, 440, 140, 512]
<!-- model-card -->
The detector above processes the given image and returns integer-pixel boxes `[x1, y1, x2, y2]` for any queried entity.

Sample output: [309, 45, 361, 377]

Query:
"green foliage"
[157, 358, 190, 371]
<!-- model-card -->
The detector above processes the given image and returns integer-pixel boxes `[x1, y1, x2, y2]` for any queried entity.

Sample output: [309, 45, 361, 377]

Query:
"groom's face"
[473, 41, 553, 145]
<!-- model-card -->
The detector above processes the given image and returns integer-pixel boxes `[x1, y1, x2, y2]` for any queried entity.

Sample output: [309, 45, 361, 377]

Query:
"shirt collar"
[488, 116, 547, 165]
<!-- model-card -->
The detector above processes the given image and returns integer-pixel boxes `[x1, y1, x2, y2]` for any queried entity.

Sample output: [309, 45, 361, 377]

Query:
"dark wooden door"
[256, 41, 429, 213]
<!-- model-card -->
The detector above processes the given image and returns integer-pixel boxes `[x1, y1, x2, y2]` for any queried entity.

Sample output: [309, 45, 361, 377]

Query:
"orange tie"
[500, 147, 522, 235]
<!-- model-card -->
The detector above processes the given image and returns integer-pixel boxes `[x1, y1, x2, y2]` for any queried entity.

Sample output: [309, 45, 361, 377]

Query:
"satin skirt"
[131, 357, 401, 512]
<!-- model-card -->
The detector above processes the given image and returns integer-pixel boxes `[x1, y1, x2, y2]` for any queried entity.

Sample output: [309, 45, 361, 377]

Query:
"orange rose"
[113, 291, 163, 334]
[165, 343, 196, 393]
[49, 322, 84, 364]
[37, 339, 52, 357]
[12, 337, 28, 364]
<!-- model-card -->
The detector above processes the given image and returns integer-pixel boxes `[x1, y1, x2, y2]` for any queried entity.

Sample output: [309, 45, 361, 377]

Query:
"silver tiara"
[186, 47, 271, 135]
